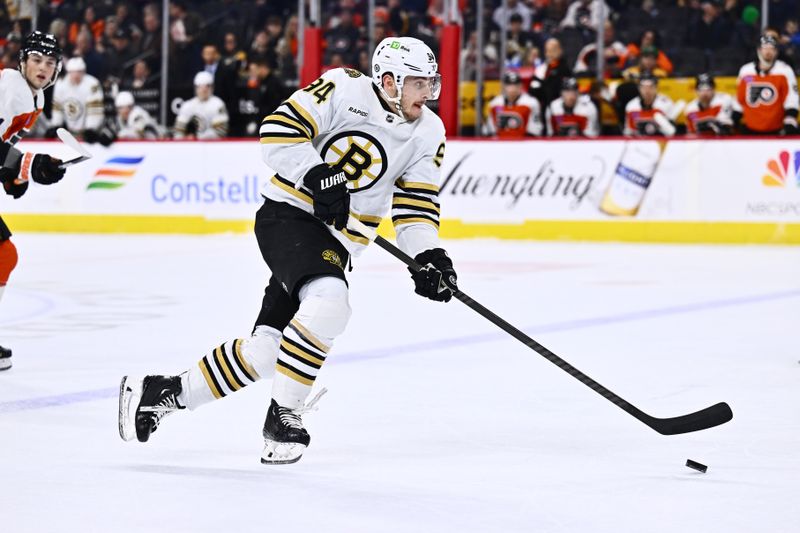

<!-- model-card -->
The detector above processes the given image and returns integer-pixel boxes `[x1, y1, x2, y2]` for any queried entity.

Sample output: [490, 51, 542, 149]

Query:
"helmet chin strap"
[379, 80, 410, 121]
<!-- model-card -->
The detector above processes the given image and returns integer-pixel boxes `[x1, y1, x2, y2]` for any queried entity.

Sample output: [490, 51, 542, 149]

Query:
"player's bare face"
[759, 45, 777, 64]
[401, 76, 433, 121]
[117, 105, 132, 121]
[503, 83, 522, 101]
[639, 82, 657, 105]
[25, 54, 57, 90]
[562, 90, 578, 108]
[68, 70, 85, 85]
[697, 87, 714, 106]
[196, 84, 212, 101]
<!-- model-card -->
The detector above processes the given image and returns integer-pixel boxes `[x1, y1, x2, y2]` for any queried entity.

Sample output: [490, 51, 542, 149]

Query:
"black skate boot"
[261, 389, 327, 465]
[0, 345, 11, 371]
[118, 375, 184, 442]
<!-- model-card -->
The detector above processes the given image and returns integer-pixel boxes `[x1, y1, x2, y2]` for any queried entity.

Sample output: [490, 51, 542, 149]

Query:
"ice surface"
[1, 234, 798, 533]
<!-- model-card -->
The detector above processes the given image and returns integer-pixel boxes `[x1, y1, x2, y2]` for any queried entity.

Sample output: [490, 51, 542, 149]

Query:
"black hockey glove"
[3, 179, 29, 199]
[782, 122, 799, 135]
[28, 153, 66, 185]
[409, 248, 458, 303]
[303, 163, 350, 230]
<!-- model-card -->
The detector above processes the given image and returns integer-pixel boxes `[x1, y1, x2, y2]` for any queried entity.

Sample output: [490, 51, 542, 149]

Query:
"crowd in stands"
[1, 0, 798, 140]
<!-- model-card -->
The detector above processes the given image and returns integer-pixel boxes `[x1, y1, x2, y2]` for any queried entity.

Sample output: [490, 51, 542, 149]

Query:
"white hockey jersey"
[52, 73, 104, 133]
[258, 67, 446, 258]
[685, 92, 734, 135]
[624, 94, 676, 136]
[116, 105, 161, 139]
[174, 95, 229, 139]
[0, 68, 43, 146]
[484, 92, 543, 138]
[545, 94, 599, 137]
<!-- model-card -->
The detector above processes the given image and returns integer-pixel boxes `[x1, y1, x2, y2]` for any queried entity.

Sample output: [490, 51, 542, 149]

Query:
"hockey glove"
[24, 153, 66, 185]
[782, 121, 799, 135]
[303, 163, 350, 230]
[3, 179, 29, 199]
[410, 248, 458, 303]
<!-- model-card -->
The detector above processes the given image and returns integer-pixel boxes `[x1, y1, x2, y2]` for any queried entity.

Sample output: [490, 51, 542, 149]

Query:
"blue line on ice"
[1, 288, 798, 414]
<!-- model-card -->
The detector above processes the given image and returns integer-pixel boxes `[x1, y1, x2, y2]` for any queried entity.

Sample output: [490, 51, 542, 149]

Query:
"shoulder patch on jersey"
[322, 249, 343, 269]
[344, 68, 363, 78]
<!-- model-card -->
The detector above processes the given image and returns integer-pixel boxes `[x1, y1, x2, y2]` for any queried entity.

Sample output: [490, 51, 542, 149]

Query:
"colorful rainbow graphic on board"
[87, 156, 145, 190]
[762, 150, 800, 187]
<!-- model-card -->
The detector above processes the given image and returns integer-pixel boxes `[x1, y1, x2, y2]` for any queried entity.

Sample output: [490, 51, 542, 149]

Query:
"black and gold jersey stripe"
[392, 212, 440, 228]
[396, 178, 440, 196]
[270, 174, 313, 203]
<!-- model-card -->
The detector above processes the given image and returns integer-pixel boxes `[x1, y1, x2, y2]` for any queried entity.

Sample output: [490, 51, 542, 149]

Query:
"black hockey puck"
[685, 459, 707, 473]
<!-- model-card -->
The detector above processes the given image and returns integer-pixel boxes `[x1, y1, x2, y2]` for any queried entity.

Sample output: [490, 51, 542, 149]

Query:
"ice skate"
[0, 345, 11, 371]
[118, 375, 184, 442]
[261, 389, 326, 465]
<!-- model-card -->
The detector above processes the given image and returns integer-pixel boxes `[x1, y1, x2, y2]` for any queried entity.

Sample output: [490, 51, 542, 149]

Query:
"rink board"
[4, 138, 799, 244]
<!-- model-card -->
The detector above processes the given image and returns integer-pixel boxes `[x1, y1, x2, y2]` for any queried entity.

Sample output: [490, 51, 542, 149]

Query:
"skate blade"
[0, 359, 11, 371]
[118, 375, 142, 442]
[260, 440, 307, 465]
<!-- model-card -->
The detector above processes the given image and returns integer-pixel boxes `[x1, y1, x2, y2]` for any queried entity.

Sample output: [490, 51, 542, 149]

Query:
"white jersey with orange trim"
[51, 73, 104, 133]
[0, 68, 43, 146]
[174, 95, 229, 139]
[624, 94, 676, 136]
[258, 67, 446, 258]
[685, 92, 734, 135]
[545, 94, 599, 137]
[733, 60, 799, 132]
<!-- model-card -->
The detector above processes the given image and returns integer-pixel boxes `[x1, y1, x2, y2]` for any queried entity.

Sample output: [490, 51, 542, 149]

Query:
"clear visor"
[403, 74, 442, 100]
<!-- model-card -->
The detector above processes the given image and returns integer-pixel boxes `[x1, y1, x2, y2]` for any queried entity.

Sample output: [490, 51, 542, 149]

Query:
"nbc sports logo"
[87, 156, 145, 190]
[761, 150, 800, 187]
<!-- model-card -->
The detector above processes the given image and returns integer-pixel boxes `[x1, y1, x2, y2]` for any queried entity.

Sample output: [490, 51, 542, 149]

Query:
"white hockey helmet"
[65, 56, 86, 73]
[115, 91, 135, 108]
[193, 71, 214, 86]
[372, 37, 441, 113]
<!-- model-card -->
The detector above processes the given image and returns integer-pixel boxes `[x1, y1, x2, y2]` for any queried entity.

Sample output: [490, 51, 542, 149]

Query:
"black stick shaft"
[375, 236, 647, 419]
[373, 235, 733, 435]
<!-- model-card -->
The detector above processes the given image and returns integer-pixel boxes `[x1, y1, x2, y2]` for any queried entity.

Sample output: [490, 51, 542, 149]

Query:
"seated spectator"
[114, 91, 162, 140]
[123, 60, 160, 119]
[222, 32, 247, 75]
[517, 46, 542, 89]
[69, 6, 104, 47]
[779, 18, 800, 68]
[529, 37, 572, 109]
[685, 73, 734, 136]
[325, 9, 360, 66]
[276, 15, 299, 83]
[559, 0, 608, 34]
[508, 13, 539, 52]
[484, 71, 543, 138]
[621, 29, 673, 75]
[546, 77, 599, 137]
[174, 71, 229, 139]
[73, 29, 106, 79]
[104, 27, 136, 80]
[574, 20, 626, 77]
[265, 16, 284, 50]
[624, 73, 677, 137]
[685, 0, 734, 50]
[493, 0, 534, 30]
[622, 46, 668, 81]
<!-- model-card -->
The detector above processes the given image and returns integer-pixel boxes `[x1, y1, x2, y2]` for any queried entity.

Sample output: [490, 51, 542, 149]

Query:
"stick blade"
[646, 402, 733, 435]
[56, 127, 92, 158]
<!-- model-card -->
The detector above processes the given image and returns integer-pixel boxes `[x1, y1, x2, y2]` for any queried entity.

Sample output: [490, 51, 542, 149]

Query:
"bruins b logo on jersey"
[322, 249, 343, 269]
[320, 131, 388, 191]
[746, 82, 777, 107]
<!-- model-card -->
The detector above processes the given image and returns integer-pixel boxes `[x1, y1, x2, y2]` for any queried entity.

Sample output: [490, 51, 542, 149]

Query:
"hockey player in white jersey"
[114, 91, 162, 139]
[119, 37, 455, 465]
[685, 73, 734, 136]
[0, 32, 67, 370]
[173, 71, 229, 139]
[545, 77, 599, 137]
[51, 57, 104, 138]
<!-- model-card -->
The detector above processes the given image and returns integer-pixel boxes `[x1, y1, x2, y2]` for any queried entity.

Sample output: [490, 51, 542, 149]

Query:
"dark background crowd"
[1, 0, 798, 138]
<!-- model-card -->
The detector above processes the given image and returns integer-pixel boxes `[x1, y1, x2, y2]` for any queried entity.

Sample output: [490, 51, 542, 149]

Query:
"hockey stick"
[346, 218, 733, 436]
[56, 128, 93, 168]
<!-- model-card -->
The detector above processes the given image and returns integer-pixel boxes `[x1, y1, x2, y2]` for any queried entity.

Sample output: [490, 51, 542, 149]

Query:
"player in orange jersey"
[484, 71, 543, 138]
[733, 35, 799, 135]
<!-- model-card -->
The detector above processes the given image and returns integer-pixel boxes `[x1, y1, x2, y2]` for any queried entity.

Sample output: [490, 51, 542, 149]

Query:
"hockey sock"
[272, 277, 351, 409]
[178, 326, 281, 410]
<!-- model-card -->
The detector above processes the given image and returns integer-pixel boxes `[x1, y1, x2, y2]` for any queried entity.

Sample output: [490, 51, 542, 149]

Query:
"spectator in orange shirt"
[621, 30, 673, 75]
